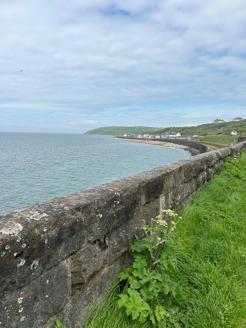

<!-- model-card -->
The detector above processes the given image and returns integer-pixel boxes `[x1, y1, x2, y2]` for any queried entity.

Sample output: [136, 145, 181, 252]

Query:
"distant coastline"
[115, 136, 189, 151]
[85, 119, 246, 148]
[115, 136, 212, 156]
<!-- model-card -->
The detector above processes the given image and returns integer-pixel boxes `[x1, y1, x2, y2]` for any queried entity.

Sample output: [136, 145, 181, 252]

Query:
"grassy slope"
[85, 120, 246, 139]
[84, 126, 159, 135]
[198, 134, 238, 146]
[155, 120, 246, 137]
[85, 152, 246, 328]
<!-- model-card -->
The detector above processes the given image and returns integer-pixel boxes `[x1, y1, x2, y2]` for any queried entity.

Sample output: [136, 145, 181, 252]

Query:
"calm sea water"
[0, 133, 190, 214]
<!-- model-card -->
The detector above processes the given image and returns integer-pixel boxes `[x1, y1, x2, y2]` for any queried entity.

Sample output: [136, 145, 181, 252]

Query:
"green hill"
[153, 119, 246, 136]
[85, 126, 159, 135]
[85, 119, 246, 146]
[85, 120, 246, 137]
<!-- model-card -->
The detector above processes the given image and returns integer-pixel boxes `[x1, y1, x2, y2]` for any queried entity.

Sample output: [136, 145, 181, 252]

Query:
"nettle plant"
[118, 209, 183, 326]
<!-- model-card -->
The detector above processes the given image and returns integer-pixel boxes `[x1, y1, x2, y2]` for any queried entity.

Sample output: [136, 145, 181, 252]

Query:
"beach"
[115, 137, 190, 151]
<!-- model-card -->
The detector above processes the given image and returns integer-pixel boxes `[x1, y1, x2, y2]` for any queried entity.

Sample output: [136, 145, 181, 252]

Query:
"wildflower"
[156, 219, 168, 227]
[162, 209, 177, 217]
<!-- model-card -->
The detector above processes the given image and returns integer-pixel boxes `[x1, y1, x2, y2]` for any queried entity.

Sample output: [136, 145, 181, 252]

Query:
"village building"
[233, 117, 243, 121]
[213, 119, 225, 124]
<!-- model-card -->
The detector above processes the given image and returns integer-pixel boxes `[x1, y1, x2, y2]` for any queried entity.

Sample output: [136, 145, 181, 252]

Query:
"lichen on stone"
[27, 210, 48, 221]
[30, 259, 39, 270]
[17, 258, 26, 267]
[0, 222, 23, 236]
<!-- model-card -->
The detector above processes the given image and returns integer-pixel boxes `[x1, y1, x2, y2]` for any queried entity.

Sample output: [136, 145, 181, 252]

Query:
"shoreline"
[115, 137, 191, 152]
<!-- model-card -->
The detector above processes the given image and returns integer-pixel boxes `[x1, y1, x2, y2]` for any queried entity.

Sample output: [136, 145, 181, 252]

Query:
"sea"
[0, 133, 190, 215]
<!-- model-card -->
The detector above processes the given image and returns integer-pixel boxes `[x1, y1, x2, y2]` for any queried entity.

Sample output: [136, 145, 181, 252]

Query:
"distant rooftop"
[213, 119, 225, 123]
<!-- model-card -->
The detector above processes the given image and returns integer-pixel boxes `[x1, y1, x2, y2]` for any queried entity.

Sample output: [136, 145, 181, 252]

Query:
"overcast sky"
[0, 0, 246, 133]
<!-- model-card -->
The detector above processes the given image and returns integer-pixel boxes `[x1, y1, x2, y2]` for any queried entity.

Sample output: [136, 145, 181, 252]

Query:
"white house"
[167, 132, 182, 139]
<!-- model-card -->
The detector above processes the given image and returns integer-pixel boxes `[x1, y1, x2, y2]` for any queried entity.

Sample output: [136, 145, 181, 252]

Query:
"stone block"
[45, 254, 132, 328]
[0, 206, 86, 294]
[0, 261, 70, 328]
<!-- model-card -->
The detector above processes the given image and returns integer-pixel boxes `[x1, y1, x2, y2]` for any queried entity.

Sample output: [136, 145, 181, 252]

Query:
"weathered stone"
[197, 171, 208, 186]
[0, 261, 70, 328]
[162, 170, 177, 192]
[45, 254, 132, 328]
[160, 138, 209, 154]
[70, 197, 159, 295]
[0, 205, 86, 294]
[70, 243, 108, 295]
[160, 192, 174, 210]
[217, 147, 232, 159]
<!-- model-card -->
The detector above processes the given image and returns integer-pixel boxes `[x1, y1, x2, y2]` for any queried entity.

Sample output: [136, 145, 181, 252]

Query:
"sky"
[0, 0, 246, 133]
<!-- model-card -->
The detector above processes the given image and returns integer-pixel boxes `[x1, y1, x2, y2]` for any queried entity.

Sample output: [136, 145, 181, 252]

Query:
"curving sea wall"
[158, 138, 209, 154]
[238, 136, 246, 142]
[0, 141, 246, 328]
[117, 136, 210, 155]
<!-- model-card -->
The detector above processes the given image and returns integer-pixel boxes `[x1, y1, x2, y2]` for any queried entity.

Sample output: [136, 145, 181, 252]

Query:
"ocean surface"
[0, 133, 190, 215]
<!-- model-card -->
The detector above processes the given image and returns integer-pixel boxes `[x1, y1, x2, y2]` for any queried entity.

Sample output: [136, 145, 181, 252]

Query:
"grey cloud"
[0, 0, 246, 132]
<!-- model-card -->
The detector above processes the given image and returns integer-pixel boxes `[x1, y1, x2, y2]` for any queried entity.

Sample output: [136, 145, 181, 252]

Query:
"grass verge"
[84, 152, 246, 328]
[198, 134, 238, 146]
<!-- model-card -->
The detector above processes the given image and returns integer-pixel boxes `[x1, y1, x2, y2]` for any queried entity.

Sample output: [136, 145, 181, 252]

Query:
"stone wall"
[117, 136, 209, 155]
[160, 138, 209, 155]
[238, 136, 246, 142]
[0, 142, 246, 328]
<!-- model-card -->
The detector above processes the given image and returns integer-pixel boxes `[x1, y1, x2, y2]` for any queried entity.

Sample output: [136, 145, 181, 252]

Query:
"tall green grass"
[199, 134, 237, 146]
[85, 152, 246, 328]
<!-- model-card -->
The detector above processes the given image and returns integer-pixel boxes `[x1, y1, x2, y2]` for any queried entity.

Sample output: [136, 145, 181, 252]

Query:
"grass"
[85, 120, 246, 138]
[84, 152, 246, 328]
[85, 126, 159, 135]
[156, 119, 246, 138]
[198, 134, 237, 146]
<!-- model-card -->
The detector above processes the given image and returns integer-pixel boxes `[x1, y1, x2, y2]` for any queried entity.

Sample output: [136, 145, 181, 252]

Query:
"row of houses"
[123, 129, 240, 139]
[121, 118, 244, 139]
[214, 117, 244, 124]
[123, 132, 183, 140]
